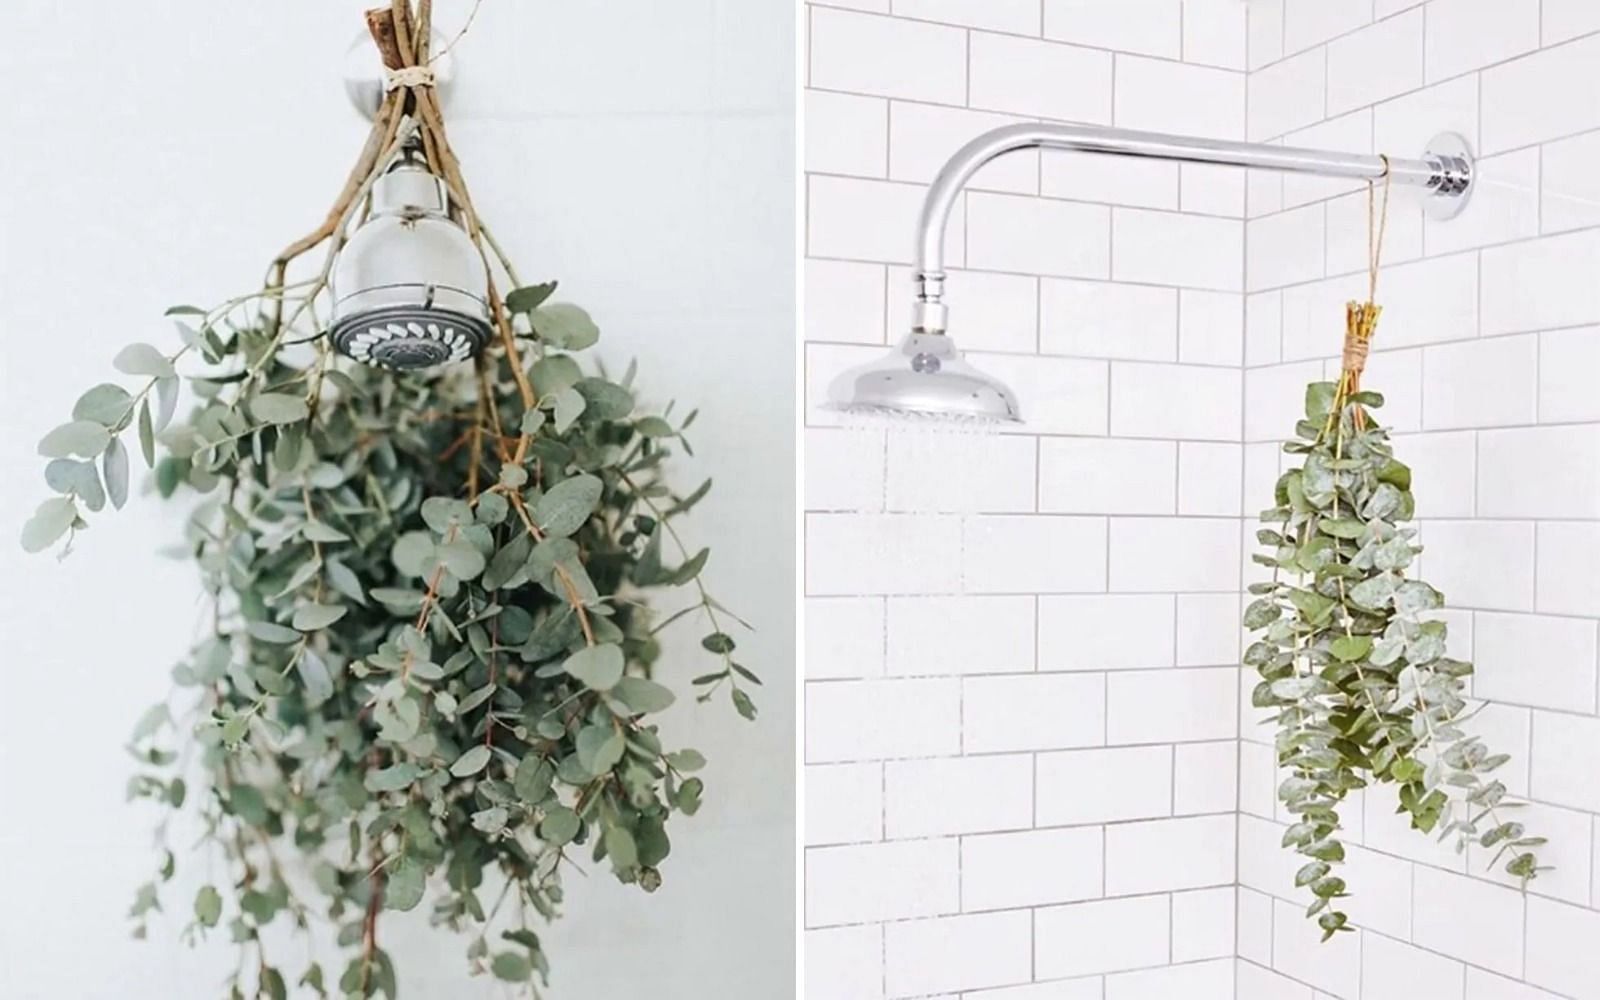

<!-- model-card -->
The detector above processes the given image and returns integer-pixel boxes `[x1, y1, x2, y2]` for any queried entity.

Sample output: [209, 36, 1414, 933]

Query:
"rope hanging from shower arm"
[1337, 155, 1392, 430]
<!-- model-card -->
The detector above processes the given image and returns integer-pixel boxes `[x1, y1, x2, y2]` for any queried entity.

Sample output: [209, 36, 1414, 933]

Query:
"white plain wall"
[0, 2, 794, 998]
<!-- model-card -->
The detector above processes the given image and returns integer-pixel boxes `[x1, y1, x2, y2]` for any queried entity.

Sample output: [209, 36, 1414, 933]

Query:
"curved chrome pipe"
[910, 123, 1474, 333]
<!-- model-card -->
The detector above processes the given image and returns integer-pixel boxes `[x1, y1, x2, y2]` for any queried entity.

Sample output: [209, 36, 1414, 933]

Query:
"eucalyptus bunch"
[19, 5, 755, 996]
[1244, 362, 1544, 940]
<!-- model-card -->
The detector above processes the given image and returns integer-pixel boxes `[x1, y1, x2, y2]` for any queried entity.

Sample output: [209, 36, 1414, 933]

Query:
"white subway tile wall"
[806, 1, 1600, 997]
[806, 3, 1247, 996]
[1238, 0, 1600, 997]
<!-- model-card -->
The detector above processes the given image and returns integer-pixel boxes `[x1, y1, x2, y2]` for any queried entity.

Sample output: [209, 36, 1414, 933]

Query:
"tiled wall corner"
[1241, 0, 1600, 997]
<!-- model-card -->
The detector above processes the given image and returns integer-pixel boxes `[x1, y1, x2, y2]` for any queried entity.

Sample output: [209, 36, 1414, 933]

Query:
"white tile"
[1237, 889, 1274, 965]
[1362, 933, 1466, 1000]
[1172, 886, 1237, 961]
[1244, 359, 1323, 442]
[1037, 745, 1173, 825]
[1174, 740, 1239, 815]
[1177, 593, 1241, 667]
[963, 515, 1109, 594]
[1543, 0, 1600, 45]
[962, 826, 1105, 910]
[885, 754, 1035, 837]
[967, 193, 1112, 279]
[807, 427, 886, 511]
[967, 983, 1103, 1000]
[1424, 0, 1541, 84]
[892, 0, 1042, 33]
[1326, 11, 1424, 117]
[1043, 0, 1183, 57]
[1425, 149, 1540, 255]
[1113, 208, 1245, 292]
[1346, 346, 1422, 432]
[809, 175, 964, 265]
[979, 353, 1110, 435]
[806, 89, 888, 178]
[885, 911, 1033, 997]
[1542, 131, 1600, 234]
[964, 673, 1107, 753]
[887, 265, 1039, 353]
[1106, 814, 1236, 895]
[1041, 278, 1178, 362]
[1111, 362, 1242, 440]
[1466, 969, 1567, 1000]
[1039, 437, 1177, 515]
[806, 763, 883, 845]
[1179, 442, 1243, 516]
[1478, 425, 1600, 519]
[1182, 162, 1247, 217]
[1341, 844, 1415, 939]
[1413, 865, 1527, 978]
[1106, 959, 1234, 1000]
[806, 925, 882, 1000]
[886, 431, 1035, 513]
[807, 259, 886, 345]
[1184, 2, 1248, 70]
[1245, 291, 1283, 366]
[1247, 0, 1286, 70]
[1422, 335, 1538, 430]
[810, 7, 967, 104]
[1482, 230, 1600, 336]
[1374, 75, 1481, 156]
[1271, 896, 1362, 998]
[1482, 34, 1600, 154]
[806, 838, 960, 926]
[1039, 593, 1176, 671]
[1036, 895, 1172, 979]
[887, 595, 1036, 675]
[1114, 55, 1246, 140]
[1040, 148, 1180, 209]
[1319, 252, 1477, 353]
[1393, 430, 1476, 519]
[1247, 204, 1325, 292]
[969, 33, 1114, 123]
[1526, 897, 1600, 1000]
[1237, 813, 1303, 895]
[888, 102, 1036, 194]
[807, 596, 886, 679]
[1476, 611, 1598, 713]
[1109, 517, 1242, 592]
[1531, 710, 1600, 813]
[1179, 290, 1244, 366]
[1420, 520, 1536, 612]
[1238, 961, 1316, 1000]
[1107, 667, 1238, 743]
[806, 512, 963, 595]
[1537, 521, 1600, 617]
[1283, 0, 1372, 53]
[1539, 326, 1600, 421]
[806, 678, 961, 761]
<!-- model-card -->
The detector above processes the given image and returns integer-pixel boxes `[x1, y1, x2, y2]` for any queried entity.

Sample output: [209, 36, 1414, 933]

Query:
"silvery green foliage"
[28, 286, 756, 997]
[1245, 380, 1544, 941]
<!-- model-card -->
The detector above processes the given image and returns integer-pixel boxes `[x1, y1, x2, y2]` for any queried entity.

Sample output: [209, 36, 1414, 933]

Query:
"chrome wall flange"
[1420, 131, 1475, 221]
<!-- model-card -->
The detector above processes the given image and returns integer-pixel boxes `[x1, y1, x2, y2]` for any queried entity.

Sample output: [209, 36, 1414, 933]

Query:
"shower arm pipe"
[911, 122, 1473, 333]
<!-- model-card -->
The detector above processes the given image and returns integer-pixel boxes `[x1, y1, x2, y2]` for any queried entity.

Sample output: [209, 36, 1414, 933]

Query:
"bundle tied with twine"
[1336, 155, 1391, 431]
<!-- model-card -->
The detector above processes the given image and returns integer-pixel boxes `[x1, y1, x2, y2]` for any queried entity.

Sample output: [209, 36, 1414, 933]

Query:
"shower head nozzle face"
[827, 331, 1021, 426]
[331, 306, 491, 371]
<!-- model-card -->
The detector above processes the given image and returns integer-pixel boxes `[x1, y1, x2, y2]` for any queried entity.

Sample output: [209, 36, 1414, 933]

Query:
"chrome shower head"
[330, 147, 491, 370]
[827, 331, 1021, 425]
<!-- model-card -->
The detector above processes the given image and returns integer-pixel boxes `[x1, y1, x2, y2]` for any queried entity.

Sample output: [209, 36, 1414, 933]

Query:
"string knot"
[384, 65, 436, 92]
[1342, 301, 1381, 378]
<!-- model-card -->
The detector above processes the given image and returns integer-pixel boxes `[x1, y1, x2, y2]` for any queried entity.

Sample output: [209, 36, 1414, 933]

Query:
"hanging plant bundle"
[1244, 296, 1544, 941]
[21, 5, 756, 997]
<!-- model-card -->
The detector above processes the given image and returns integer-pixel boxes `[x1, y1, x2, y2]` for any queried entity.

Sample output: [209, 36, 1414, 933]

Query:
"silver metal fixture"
[829, 123, 1477, 424]
[329, 144, 491, 370]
